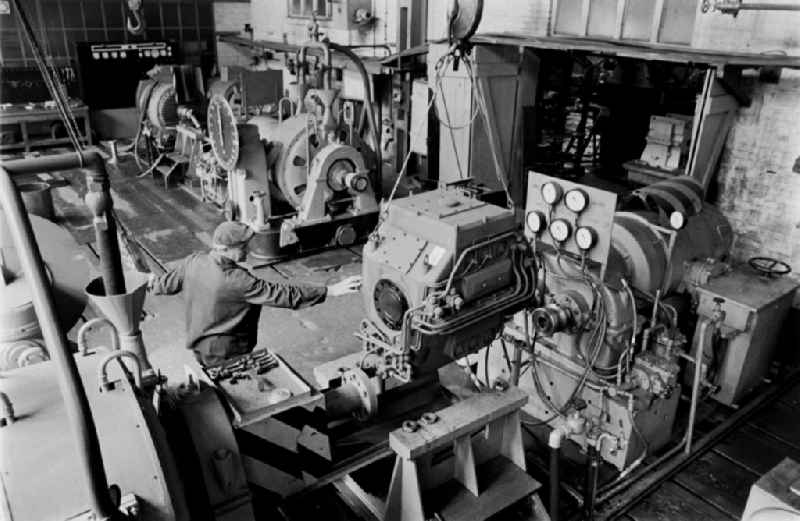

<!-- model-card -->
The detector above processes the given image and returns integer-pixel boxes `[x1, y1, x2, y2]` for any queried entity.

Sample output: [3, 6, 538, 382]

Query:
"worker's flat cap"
[212, 221, 255, 247]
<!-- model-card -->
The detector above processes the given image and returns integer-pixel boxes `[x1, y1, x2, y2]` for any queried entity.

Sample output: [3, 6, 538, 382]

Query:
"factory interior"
[2, 1, 800, 520]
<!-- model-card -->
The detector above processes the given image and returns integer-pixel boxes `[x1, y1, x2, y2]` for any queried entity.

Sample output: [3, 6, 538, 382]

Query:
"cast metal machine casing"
[360, 189, 533, 383]
[693, 269, 797, 406]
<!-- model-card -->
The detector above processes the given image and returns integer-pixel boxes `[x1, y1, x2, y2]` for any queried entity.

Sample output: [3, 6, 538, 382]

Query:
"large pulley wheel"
[271, 116, 322, 208]
[207, 95, 240, 171]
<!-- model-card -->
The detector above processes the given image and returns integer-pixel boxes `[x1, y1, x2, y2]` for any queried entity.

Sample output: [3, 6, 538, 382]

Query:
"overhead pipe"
[0, 155, 120, 521]
[703, 0, 800, 14]
[3, 151, 125, 295]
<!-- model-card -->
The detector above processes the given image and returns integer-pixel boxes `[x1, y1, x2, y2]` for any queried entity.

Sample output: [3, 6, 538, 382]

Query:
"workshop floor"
[16, 147, 800, 520]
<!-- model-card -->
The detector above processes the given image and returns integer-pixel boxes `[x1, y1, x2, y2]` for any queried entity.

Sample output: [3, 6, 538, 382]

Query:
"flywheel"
[207, 94, 240, 171]
[270, 115, 322, 208]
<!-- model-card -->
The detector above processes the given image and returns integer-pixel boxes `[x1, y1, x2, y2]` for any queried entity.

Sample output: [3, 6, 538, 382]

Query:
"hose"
[325, 41, 383, 200]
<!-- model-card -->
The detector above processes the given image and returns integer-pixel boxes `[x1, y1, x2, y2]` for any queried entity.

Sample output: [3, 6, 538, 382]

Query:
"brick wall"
[713, 69, 800, 298]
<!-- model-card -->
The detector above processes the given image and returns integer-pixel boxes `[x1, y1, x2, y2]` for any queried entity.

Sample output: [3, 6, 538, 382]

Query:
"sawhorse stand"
[383, 389, 548, 521]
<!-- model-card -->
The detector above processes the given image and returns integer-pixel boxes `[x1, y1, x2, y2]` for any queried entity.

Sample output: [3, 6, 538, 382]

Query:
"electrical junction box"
[694, 267, 798, 406]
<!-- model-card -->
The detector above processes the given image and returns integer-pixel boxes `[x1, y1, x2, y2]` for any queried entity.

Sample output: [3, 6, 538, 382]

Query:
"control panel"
[88, 42, 174, 61]
[524, 171, 617, 277]
[76, 41, 180, 110]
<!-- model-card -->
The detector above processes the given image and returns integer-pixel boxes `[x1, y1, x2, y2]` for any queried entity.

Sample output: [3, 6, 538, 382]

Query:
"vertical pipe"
[685, 318, 712, 455]
[0, 165, 118, 521]
[549, 446, 560, 521]
[84, 160, 126, 295]
[584, 444, 599, 520]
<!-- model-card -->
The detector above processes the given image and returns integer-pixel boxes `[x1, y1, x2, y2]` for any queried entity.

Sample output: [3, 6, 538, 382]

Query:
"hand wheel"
[748, 256, 791, 278]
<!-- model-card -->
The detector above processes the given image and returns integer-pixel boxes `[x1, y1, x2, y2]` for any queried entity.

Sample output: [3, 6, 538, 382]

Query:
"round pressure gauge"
[669, 211, 687, 230]
[565, 189, 589, 213]
[541, 182, 563, 205]
[575, 226, 597, 251]
[549, 219, 572, 243]
[526, 211, 546, 234]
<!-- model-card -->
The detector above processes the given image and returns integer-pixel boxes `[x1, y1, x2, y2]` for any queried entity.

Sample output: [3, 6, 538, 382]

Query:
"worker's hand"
[327, 275, 362, 297]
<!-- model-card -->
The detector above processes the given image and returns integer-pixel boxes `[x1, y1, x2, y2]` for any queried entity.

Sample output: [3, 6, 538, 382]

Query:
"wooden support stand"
[378, 389, 547, 521]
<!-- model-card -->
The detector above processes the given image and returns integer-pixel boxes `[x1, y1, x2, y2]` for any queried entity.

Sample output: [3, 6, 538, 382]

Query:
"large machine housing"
[485, 171, 797, 470]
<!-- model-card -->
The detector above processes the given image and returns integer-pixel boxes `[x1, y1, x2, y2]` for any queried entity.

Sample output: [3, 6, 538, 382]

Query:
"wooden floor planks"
[671, 451, 758, 518]
[623, 379, 800, 521]
[626, 481, 734, 521]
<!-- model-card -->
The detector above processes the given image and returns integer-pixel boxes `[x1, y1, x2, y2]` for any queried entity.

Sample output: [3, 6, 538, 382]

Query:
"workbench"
[0, 103, 92, 152]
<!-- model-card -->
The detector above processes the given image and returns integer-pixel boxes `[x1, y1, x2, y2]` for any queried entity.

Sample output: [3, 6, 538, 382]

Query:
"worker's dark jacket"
[150, 251, 327, 366]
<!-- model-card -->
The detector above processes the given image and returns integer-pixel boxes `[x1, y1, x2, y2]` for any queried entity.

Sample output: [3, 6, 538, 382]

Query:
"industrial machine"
[0, 152, 546, 521]
[132, 65, 209, 187]
[201, 39, 383, 259]
[481, 172, 797, 516]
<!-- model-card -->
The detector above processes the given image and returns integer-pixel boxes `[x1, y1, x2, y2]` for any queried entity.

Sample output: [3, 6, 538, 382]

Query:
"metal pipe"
[78, 318, 120, 355]
[584, 443, 600, 520]
[98, 351, 143, 391]
[0, 164, 119, 521]
[712, 1, 800, 13]
[686, 317, 713, 455]
[2, 150, 125, 295]
[549, 446, 560, 521]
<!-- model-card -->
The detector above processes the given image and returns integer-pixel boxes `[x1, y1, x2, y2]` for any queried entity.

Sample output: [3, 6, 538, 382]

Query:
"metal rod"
[685, 317, 712, 455]
[715, 1, 800, 12]
[0, 164, 118, 521]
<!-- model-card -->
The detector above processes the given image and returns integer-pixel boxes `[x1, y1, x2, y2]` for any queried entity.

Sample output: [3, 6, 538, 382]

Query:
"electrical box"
[694, 268, 798, 406]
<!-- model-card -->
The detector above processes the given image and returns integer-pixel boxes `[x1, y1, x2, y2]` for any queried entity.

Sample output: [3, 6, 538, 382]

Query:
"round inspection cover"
[207, 94, 240, 171]
[373, 279, 409, 331]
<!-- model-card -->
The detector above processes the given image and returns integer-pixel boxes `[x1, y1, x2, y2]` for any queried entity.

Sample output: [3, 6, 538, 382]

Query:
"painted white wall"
[250, 0, 397, 50]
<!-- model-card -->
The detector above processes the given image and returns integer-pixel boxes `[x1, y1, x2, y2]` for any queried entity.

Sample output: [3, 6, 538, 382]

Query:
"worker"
[147, 221, 361, 366]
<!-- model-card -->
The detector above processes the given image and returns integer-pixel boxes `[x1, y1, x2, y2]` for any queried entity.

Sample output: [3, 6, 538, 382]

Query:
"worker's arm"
[147, 256, 190, 295]
[240, 271, 328, 309]
[239, 272, 361, 308]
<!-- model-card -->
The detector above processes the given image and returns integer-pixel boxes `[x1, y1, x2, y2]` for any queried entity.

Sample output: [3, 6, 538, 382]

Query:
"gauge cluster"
[525, 171, 618, 275]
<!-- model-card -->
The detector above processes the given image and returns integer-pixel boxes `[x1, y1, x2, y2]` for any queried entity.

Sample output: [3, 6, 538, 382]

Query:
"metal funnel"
[85, 270, 152, 373]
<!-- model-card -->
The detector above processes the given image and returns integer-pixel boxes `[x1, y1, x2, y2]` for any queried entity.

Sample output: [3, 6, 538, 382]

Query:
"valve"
[531, 304, 572, 336]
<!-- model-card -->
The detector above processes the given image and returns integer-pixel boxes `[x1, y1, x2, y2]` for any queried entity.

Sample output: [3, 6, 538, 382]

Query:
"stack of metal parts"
[206, 350, 279, 383]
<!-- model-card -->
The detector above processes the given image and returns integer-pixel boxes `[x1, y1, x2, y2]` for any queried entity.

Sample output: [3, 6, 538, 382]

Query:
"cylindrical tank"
[606, 207, 732, 294]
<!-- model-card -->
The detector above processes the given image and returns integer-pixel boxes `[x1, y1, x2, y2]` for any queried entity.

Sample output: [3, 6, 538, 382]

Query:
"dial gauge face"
[669, 211, 686, 230]
[541, 182, 563, 205]
[549, 219, 572, 243]
[207, 94, 239, 171]
[526, 211, 546, 234]
[575, 226, 596, 250]
[565, 189, 589, 213]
